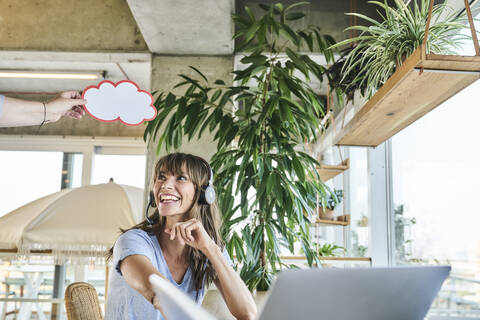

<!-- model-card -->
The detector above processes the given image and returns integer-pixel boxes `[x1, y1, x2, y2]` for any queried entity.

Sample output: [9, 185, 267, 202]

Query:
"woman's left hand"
[165, 218, 215, 252]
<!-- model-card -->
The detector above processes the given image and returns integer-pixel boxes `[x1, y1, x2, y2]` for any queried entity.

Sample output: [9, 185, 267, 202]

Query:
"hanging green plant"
[144, 2, 337, 291]
[329, 0, 469, 99]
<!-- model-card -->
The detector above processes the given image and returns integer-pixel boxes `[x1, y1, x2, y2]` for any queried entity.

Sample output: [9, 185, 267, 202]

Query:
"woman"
[105, 153, 257, 320]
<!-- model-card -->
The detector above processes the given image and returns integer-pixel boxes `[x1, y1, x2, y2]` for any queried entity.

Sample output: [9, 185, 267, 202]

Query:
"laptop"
[149, 265, 451, 320]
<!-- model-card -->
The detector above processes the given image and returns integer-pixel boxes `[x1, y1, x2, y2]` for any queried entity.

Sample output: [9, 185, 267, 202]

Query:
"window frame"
[0, 134, 146, 186]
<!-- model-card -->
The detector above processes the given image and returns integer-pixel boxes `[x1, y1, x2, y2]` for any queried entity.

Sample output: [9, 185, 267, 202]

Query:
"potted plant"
[328, 0, 469, 101]
[317, 242, 345, 257]
[318, 189, 343, 221]
[145, 2, 337, 291]
[315, 242, 346, 267]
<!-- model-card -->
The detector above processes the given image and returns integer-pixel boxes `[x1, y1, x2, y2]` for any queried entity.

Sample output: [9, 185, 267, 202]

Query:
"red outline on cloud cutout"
[82, 80, 157, 126]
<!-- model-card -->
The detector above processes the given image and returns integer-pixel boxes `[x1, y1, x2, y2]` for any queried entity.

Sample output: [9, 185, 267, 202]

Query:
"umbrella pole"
[50, 150, 70, 319]
[50, 264, 66, 320]
[105, 265, 109, 301]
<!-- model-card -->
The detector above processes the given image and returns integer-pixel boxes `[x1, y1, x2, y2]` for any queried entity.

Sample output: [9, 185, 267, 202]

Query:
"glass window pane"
[0, 151, 63, 217]
[392, 80, 480, 317]
[71, 153, 83, 188]
[92, 154, 146, 189]
[348, 147, 369, 257]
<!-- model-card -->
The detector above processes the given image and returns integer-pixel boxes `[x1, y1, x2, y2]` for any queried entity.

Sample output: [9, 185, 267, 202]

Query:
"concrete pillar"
[144, 55, 234, 195]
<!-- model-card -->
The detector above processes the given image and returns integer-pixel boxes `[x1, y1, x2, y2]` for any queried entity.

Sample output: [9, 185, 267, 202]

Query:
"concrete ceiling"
[126, 0, 234, 55]
[0, 51, 151, 94]
[0, 51, 152, 138]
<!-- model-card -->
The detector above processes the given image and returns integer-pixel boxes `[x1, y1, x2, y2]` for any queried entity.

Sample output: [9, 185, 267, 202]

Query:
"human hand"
[165, 218, 215, 252]
[45, 91, 86, 122]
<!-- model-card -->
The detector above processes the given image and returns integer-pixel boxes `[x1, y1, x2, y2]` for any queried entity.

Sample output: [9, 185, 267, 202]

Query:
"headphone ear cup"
[199, 185, 215, 205]
[204, 185, 216, 204]
[199, 161, 215, 205]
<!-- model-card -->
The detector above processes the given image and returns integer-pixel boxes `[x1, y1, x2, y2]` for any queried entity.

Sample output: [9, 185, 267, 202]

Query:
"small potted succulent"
[318, 189, 343, 220]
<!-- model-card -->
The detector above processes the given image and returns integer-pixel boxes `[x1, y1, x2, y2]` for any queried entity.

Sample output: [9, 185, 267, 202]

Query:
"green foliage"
[329, 0, 469, 99]
[317, 242, 346, 257]
[144, 1, 337, 291]
[351, 230, 368, 257]
[394, 204, 417, 264]
[321, 188, 343, 210]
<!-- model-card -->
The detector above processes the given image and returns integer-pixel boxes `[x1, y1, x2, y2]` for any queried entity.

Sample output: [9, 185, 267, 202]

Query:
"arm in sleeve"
[113, 229, 167, 306]
[0, 95, 4, 118]
[113, 229, 156, 276]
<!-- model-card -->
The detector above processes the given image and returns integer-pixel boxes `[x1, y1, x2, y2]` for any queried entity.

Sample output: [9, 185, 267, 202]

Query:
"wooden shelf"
[314, 219, 349, 226]
[281, 256, 371, 262]
[334, 45, 480, 147]
[317, 159, 349, 182]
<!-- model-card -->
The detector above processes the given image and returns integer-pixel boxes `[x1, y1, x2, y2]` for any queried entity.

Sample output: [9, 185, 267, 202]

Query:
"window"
[392, 79, 480, 317]
[0, 136, 146, 316]
[347, 147, 369, 258]
[92, 154, 146, 188]
[0, 150, 63, 217]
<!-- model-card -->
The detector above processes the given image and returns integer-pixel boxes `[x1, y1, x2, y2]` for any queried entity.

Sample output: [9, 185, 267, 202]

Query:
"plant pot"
[320, 148, 335, 165]
[318, 207, 335, 220]
[336, 214, 350, 223]
[202, 288, 235, 319]
[202, 288, 269, 319]
[254, 290, 269, 312]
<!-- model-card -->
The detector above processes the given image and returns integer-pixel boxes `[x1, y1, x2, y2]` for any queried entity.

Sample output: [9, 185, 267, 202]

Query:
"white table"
[3, 265, 53, 320]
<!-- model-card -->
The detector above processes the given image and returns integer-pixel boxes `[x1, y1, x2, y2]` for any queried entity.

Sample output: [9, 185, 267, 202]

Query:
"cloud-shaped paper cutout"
[82, 80, 156, 126]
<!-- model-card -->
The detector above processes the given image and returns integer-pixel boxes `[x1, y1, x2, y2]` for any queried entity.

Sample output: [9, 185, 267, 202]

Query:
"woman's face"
[153, 164, 196, 218]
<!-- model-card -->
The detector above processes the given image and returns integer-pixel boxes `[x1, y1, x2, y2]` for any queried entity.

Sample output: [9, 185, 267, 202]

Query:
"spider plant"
[330, 0, 469, 99]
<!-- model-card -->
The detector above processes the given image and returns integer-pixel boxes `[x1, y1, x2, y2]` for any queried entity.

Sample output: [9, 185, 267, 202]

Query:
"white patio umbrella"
[0, 182, 144, 263]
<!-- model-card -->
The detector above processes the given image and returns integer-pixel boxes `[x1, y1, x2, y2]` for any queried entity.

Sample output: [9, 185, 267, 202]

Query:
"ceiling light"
[0, 70, 105, 80]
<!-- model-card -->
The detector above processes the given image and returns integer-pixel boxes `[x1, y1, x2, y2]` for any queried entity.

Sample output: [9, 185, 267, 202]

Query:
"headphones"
[145, 161, 216, 224]
[145, 191, 156, 226]
[198, 162, 216, 205]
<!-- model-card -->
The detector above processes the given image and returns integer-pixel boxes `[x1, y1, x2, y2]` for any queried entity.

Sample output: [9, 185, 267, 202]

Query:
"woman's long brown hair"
[107, 153, 224, 292]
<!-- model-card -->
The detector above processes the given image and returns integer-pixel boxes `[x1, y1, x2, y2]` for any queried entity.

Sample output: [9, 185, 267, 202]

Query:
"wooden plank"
[317, 159, 349, 181]
[339, 71, 478, 146]
[425, 53, 480, 63]
[422, 54, 480, 71]
[0, 249, 52, 254]
[314, 219, 349, 226]
[335, 46, 480, 147]
[280, 256, 371, 262]
[334, 46, 423, 147]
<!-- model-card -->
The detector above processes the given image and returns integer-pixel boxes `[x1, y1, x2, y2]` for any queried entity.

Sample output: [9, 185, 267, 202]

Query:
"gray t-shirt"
[105, 228, 232, 320]
[0, 95, 4, 118]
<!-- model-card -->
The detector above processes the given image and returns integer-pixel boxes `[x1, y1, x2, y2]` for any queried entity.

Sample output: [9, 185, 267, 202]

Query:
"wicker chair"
[65, 282, 103, 320]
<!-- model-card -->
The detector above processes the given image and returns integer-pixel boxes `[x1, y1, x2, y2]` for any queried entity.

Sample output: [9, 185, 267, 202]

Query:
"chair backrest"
[65, 282, 103, 320]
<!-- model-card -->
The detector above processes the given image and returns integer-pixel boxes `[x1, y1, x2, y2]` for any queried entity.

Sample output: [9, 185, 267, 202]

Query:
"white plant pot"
[202, 288, 270, 320]
[321, 148, 335, 165]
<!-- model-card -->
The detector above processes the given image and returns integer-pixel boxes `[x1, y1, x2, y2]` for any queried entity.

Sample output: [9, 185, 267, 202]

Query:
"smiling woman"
[153, 165, 196, 217]
[105, 153, 257, 320]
